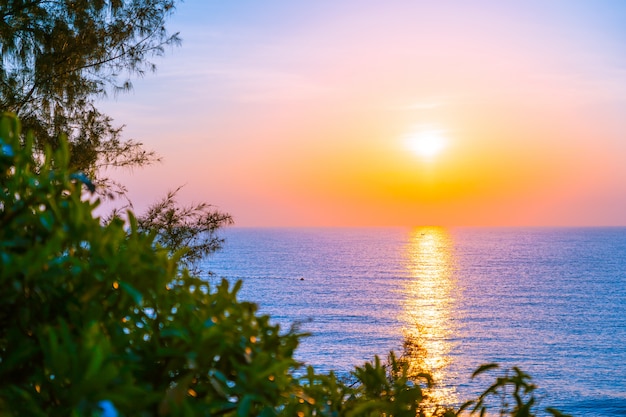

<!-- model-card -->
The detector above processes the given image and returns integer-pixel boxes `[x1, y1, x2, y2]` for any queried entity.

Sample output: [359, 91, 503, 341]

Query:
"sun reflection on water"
[401, 226, 459, 410]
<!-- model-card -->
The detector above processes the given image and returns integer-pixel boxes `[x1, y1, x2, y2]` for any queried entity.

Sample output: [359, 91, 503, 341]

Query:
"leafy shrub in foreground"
[0, 113, 299, 416]
[0, 112, 571, 416]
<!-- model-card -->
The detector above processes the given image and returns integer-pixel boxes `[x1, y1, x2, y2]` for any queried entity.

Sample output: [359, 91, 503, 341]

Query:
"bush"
[0, 113, 299, 416]
[0, 113, 570, 416]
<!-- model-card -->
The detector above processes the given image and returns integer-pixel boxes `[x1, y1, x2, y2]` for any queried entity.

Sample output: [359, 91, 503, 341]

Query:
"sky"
[99, 1, 626, 227]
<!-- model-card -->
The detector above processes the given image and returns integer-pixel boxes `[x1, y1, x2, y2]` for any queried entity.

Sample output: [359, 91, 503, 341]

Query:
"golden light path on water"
[401, 226, 460, 410]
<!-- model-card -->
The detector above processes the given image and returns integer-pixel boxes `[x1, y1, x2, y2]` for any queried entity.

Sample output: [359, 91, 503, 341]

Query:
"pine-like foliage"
[0, 0, 180, 194]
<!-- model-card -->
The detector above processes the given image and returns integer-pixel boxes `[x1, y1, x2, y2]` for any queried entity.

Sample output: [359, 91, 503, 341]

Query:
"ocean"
[202, 227, 626, 416]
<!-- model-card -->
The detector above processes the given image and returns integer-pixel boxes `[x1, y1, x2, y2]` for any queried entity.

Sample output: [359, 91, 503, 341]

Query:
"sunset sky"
[100, 1, 626, 227]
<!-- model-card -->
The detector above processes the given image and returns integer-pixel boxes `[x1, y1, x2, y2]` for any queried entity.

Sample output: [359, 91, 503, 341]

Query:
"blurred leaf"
[69, 173, 96, 193]
[118, 281, 143, 305]
[160, 328, 191, 343]
[472, 363, 499, 378]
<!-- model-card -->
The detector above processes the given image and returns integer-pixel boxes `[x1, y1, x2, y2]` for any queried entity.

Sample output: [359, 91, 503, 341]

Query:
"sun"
[406, 129, 447, 159]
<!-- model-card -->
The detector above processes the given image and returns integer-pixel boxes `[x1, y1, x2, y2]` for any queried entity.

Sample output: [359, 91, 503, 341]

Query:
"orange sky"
[99, 1, 626, 227]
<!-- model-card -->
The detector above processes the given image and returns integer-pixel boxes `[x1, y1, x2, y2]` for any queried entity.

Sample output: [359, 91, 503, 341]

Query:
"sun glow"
[406, 129, 447, 159]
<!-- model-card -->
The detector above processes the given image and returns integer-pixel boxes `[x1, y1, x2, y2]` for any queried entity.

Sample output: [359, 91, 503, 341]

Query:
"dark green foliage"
[135, 187, 234, 275]
[286, 354, 455, 417]
[1, 0, 180, 194]
[0, 0, 232, 277]
[459, 364, 573, 417]
[0, 113, 299, 416]
[0, 112, 572, 416]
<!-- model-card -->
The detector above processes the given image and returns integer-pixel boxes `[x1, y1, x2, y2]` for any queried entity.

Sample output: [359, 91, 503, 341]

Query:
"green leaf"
[118, 281, 143, 305]
[39, 212, 54, 230]
[346, 400, 387, 417]
[546, 407, 573, 417]
[70, 172, 96, 193]
[160, 328, 191, 343]
[84, 344, 105, 381]
[237, 394, 254, 417]
[472, 363, 499, 378]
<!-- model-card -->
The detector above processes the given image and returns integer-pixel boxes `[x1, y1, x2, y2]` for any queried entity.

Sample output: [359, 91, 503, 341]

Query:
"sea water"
[202, 227, 626, 416]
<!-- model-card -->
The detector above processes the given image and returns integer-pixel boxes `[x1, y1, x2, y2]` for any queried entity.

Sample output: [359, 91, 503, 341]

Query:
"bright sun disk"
[407, 130, 447, 159]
